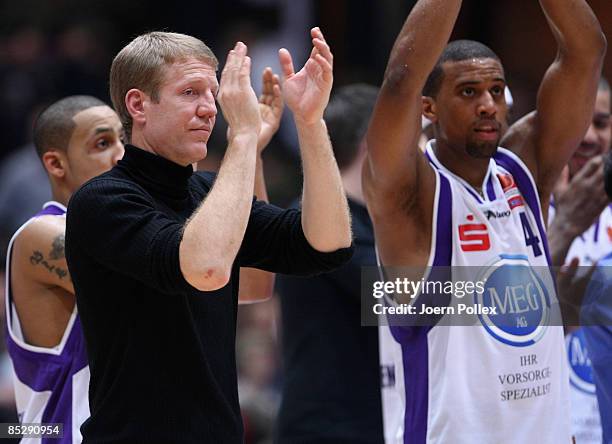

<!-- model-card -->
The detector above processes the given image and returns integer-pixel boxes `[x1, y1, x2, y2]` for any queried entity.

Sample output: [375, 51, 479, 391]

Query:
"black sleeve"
[324, 238, 374, 300]
[66, 178, 193, 294]
[238, 199, 353, 276]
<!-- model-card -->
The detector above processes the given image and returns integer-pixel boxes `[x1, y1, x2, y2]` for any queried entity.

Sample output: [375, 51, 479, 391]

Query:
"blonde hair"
[110, 31, 218, 140]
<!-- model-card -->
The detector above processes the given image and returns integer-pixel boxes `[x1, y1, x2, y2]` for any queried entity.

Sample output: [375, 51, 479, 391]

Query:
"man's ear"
[125, 89, 148, 127]
[42, 150, 67, 179]
[422, 96, 438, 124]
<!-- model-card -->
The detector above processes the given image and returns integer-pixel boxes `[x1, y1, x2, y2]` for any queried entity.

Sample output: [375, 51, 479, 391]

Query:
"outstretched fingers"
[310, 28, 333, 81]
[278, 48, 295, 80]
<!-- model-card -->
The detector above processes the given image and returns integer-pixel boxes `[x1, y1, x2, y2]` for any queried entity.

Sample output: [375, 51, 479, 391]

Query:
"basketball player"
[550, 78, 612, 269]
[5, 95, 124, 443]
[581, 150, 612, 444]
[549, 77, 611, 443]
[363, 0, 605, 443]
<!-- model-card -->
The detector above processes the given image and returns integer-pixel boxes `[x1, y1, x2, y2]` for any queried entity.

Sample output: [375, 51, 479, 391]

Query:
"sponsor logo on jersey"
[474, 254, 551, 347]
[485, 209, 511, 220]
[566, 330, 596, 395]
[459, 214, 491, 252]
[498, 173, 524, 209]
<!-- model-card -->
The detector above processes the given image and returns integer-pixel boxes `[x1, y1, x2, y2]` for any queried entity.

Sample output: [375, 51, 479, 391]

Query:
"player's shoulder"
[13, 215, 65, 256]
[502, 111, 537, 154]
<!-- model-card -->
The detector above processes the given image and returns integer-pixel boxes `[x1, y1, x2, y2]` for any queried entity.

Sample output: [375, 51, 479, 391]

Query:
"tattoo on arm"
[49, 234, 65, 260]
[30, 250, 69, 281]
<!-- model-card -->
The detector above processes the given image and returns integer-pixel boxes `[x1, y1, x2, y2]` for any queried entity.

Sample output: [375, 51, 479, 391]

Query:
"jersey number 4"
[519, 212, 542, 257]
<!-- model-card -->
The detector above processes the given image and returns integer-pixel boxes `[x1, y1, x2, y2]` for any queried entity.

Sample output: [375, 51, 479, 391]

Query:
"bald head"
[33, 95, 107, 158]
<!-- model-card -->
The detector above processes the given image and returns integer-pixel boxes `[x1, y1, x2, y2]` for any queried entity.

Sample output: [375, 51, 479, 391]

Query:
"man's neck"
[433, 140, 491, 190]
[50, 186, 70, 207]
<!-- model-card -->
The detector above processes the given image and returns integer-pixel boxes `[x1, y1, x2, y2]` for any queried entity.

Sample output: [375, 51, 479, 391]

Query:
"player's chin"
[466, 139, 499, 159]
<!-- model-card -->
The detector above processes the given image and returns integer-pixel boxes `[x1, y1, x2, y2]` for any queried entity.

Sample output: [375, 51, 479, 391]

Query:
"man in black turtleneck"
[65, 31, 352, 443]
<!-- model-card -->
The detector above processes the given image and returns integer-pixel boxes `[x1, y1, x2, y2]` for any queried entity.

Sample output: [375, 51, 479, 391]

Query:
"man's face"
[142, 57, 218, 166]
[568, 88, 611, 178]
[430, 58, 508, 159]
[64, 105, 124, 192]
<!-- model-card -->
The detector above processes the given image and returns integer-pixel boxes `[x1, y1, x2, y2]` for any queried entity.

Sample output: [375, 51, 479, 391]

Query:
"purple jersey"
[5, 202, 89, 444]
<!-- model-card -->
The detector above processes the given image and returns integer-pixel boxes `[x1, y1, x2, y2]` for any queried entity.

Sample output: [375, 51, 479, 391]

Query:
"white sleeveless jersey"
[554, 205, 609, 443]
[4, 201, 90, 444]
[566, 205, 612, 266]
[380, 142, 570, 444]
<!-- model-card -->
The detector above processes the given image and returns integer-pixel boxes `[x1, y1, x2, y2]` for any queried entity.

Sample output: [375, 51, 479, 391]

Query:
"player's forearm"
[382, 0, 462, 93]
[539, 0, 606, 57]
[298, 119, 352, 252]
[180, 132, 258, 291]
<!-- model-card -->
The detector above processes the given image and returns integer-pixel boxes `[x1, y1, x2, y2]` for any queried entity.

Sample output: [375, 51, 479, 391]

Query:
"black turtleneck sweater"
[65, 145, 352, 444]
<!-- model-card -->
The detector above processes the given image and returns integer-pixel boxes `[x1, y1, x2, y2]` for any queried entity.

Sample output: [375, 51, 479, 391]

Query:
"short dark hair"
[423, 40, 501, 97]
[324, 84, 379, 170]
[33, 95, 107, 159]
[605, 151, 612, 200]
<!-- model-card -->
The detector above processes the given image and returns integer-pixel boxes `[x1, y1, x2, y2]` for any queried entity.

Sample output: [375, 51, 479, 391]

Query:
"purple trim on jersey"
[494, 150, 552, 265]
[387, 171, 453, 443]
[393, 328, 429, 444]
[462, 184, 483, 204]
[37, 204, 66, 217]
[425, 147, 484, 204]
[6, 203, 87, 444]
[486, 173, 496, 201]
[594, 216, 600, 243]
[432, 173, 453, 267]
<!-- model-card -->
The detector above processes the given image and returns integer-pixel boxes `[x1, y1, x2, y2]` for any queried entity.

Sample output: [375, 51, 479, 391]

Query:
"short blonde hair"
[110, 31, 218, 140]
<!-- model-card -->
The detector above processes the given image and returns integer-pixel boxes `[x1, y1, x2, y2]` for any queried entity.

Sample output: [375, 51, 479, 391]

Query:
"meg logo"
[566, 330, 596, 395]
[474, 255, 551, 347]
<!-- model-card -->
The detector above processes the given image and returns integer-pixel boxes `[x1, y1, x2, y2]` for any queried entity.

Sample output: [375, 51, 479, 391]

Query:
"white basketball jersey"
[566, 205, 612, 266]
[5, 202, 90, 444]
[556, 205, 609, 443]
[380, 142, 570, 444]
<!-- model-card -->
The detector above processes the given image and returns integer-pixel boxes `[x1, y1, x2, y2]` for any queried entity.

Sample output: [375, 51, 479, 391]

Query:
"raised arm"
[363, 0, 462, 199]
[239, 67, 283, 303]
[506, 0, 606, 196]
[180, 42, 261, 291]
[279, 27, 351, 252]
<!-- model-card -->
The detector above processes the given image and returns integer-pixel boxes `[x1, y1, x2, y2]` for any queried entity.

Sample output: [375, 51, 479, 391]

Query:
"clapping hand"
[279, 27, 333, 126]
[257, 67, 283, 154]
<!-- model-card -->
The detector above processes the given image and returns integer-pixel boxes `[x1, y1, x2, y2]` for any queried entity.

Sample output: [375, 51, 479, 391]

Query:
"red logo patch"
[459, 217, 491, 252]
